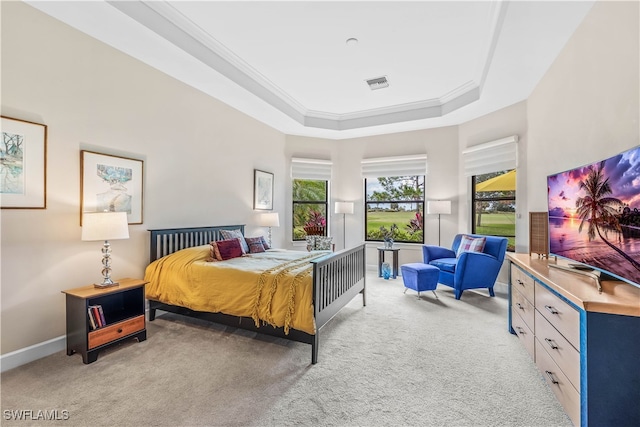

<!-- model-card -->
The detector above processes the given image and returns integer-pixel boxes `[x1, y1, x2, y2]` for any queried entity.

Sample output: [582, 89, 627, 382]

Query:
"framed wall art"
[253, 169, 273, 210]
[0, 116, 47, 209]
[80, 150, 144, 224]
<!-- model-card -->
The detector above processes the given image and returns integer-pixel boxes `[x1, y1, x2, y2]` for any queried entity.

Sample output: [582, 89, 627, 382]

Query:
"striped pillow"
[220, 229, 249, 253]
[260, 235, 271, 250]
[456, 235, 486, 257]
[245, 236, 266, 253]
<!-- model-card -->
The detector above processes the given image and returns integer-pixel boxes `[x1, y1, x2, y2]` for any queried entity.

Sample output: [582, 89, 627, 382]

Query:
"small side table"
[377, 247, 400, 279]
[62, 278, 147, 364]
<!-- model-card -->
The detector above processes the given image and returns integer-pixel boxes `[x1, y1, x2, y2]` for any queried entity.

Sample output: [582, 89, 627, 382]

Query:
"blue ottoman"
[401, 263, 439, 299]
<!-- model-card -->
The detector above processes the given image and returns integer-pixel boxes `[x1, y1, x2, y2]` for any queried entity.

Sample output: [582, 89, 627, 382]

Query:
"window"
[290, 157, 332, 241]
[472, 169, 516, 251]
[365, 176, 424, 243]
[292, 179, 328, 241]
[463, 136, 518, 252]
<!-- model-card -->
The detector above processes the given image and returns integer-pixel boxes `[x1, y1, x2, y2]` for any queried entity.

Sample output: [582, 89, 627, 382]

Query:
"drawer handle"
[545, 370, 559, 385]
[516, 303, 525, 310]
[515, 326, 525, 335]
[544, 338, 559, 350]
[545, 305, 559, 315]
[517, 279, 525, 287]
[117, 328, 123, 334]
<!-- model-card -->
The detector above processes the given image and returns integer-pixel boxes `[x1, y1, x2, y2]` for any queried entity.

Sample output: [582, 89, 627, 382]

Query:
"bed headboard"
[149, 225, 245, 262]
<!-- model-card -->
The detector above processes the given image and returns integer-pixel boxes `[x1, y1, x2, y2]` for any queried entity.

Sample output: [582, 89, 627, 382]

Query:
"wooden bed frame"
[147, 225, 366, 364]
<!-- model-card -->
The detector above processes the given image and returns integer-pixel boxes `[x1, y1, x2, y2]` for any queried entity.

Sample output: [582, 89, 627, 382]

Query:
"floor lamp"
[426, 200, 451, 246]
[335, 201, 354, 249]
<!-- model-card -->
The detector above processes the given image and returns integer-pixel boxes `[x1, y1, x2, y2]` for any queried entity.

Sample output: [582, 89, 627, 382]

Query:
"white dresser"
[507, 253, 640, 427]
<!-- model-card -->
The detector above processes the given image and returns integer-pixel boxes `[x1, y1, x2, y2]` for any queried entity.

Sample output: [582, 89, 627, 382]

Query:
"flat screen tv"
[547, 145, 640, 288]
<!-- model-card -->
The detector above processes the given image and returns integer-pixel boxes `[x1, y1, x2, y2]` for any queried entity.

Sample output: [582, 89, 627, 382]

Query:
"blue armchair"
[422, 234, 508, 300]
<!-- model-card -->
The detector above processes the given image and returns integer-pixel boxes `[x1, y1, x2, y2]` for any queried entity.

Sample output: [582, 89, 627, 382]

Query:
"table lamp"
[82, 211, 129, 288]
[258, 212, 279, 247]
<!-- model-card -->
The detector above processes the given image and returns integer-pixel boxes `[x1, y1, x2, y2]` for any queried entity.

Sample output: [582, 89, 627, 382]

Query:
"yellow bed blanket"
[144, 246, 328, 335]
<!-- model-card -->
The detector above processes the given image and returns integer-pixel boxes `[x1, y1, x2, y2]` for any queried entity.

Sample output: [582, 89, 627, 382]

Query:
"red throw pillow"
[216, 238, 244, 260]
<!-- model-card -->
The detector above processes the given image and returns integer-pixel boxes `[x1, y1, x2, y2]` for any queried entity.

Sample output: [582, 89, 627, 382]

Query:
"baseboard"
[0, 335, 66, 373]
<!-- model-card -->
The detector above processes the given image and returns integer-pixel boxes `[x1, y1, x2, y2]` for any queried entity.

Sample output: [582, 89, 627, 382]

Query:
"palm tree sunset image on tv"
[547, 145, 640, 287]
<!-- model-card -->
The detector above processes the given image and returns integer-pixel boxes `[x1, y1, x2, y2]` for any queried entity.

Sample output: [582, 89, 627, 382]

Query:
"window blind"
[290, 157, 332, 180]
[361, 154, 428, 179]
[462, 135, 518, 176]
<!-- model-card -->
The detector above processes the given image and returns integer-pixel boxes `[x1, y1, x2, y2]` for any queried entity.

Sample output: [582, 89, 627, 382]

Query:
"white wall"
[1, 2, 286, 356]
[527, 0, 639, 212]
[458, 101, 528, 251]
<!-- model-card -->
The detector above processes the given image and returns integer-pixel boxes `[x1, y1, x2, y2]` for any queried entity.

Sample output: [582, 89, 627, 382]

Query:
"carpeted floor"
[1, 273, 571, 427]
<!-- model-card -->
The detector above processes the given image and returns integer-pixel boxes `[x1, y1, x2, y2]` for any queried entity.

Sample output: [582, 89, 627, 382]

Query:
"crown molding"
[108, 0, 506, 131]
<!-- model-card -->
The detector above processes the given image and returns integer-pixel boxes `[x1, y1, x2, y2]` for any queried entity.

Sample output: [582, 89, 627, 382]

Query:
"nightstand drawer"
[511, 265, 535, 303]
[511, 307, 534, 359]
[535, 282, 580, 349]
[88, 315, 145, 349]
[512, 286, 535, 331]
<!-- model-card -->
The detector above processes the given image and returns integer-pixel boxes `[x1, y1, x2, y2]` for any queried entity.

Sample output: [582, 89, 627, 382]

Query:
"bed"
[145, 225, 366, 364]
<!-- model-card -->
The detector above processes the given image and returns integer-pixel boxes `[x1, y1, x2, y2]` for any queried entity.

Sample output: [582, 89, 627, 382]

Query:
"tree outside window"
[472, 169, 516, 251]
[365, 176, 424, 243]
[292, 179, 328, 241]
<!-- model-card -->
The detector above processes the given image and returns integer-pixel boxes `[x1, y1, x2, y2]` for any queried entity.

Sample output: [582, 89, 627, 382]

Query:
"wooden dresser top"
[507, 253, 640, 317]
[62, 278, 146, 299]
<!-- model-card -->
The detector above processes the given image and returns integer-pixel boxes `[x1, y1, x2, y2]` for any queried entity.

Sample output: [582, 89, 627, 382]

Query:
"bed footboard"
[310, 244, 366, 364]
[147, 226, 366, 364]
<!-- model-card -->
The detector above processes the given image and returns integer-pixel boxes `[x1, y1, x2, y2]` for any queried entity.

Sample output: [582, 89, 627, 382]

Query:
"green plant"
[379, 224, 399, 241]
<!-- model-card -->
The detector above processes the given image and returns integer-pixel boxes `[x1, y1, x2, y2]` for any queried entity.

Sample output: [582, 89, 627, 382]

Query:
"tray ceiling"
[26, 1, 595, 139]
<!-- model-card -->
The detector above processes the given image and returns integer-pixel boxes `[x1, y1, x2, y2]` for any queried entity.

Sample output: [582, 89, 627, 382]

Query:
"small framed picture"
[80, 150, 144, 224]
[1, 116, 47, 209]
[253, 169, 273, 210]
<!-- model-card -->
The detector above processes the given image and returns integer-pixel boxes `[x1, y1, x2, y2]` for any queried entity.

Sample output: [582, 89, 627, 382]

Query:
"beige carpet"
[1, 273, 571, 427]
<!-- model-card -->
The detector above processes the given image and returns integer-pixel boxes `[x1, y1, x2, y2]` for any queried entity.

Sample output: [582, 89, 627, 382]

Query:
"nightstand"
[62, 278, 147, 364]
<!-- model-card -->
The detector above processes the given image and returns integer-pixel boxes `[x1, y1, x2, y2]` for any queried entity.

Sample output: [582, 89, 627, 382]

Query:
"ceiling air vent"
[366, 76, 389, 90]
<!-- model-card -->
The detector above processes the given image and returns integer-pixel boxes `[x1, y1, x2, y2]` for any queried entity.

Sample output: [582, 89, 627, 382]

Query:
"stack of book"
[88, 305, 106, 330]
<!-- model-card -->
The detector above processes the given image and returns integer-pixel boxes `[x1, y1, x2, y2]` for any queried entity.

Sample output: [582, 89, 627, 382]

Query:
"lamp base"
[94, 279, 120, 289]
[94, 283, 119, 289]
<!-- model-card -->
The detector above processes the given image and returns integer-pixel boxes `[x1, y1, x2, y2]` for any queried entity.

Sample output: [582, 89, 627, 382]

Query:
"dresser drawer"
[511, 308, 535, 359]
[535, 338, 580, 427]
[88, 315, 145, 350]
[535, 310, 580, 392]
[511, 265, 535, 304]
[535, 282, 580, 350]
[512, 286, 535, 331]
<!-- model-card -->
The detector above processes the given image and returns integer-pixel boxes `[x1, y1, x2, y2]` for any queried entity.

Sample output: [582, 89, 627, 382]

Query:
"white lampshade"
[426, 200, 451, 215]
[82, 212, 130, 241]
[335, 201, 354, 215]
[258, 212, 280, 227]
